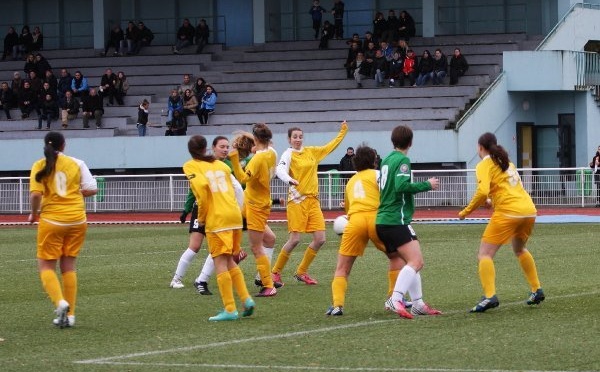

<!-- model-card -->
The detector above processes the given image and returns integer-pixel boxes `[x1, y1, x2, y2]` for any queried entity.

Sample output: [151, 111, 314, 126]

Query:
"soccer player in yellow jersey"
[28, 132, 97, 328]
[184, 135, 255, 321]
[459, 132, 545, 313]
[229, 123, 279, 297]
[326, 146, 408, 316]
[273, 121, 348, 285]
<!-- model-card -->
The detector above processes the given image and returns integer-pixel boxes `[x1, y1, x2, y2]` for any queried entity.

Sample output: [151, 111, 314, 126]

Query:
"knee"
[313, 237, 326, 249]
[287, 236, 301, 249]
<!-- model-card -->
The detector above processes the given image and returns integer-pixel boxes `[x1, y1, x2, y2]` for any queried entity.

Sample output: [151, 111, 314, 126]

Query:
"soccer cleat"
[242, 297, 255, 317]
[55, 300, 70, 329]
[411, 302, 443, 316]
[193, 281, 212, 295]
[169, 278, 185, 289]
[294, 273, 318, 285]
[470, 295, 500, 313]
[385, 297, 412, 311]
[384, 298, 413, 319]
[254, 278, 263, 287]
[526, 288, 545, 305]
[272, 272, 284, 288]
[256, 286, 277, 297]
[53, 315, 75, 327]
[233, 249, 248, 264]
[208, 310, 239, 321]
[325, 306, 344, 316]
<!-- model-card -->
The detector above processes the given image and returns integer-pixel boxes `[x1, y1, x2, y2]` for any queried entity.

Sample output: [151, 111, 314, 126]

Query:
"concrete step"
[0, 127, 118, 139]
[0, 116, 130, 130]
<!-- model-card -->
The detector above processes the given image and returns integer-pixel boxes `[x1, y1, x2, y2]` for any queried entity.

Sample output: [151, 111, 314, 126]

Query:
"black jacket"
[339, 154, 355, 172]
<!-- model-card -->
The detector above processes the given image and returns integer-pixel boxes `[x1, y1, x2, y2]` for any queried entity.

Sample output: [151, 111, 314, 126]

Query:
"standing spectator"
[382, 10, 400, 44]
[388, 51, 403, 87]
[17, 26, 33, 59]
[57, 69, 73, 101]
[177, 74, 194, 96]
[37, 94, 59, 130]
[399, 49, 417, 87]
[591, 146, 600, 207]
[194, 19, 210, 54]
[331, 0, 345, 39]
[18, 80, 37, 119]
[136, 99, 150, 136]
[0, 81, 13, 119]
[102, 24, 124, 56]
[132, 21, 154, 55]
[318, 20, 334, 49]
[35, 53, 52, 78]
[165, 109, 186, 136]
[173, 18, 195, 54]
[416, 50, 434, 86]
[372, 12, 386, 43]
[309, 1, 326, 40]
[449, 47, 469, 85]
[81, 88, 104, 129]
[197, 84, 217, 125]
[430, 48, 448, 85]
[181, 88, 198, 122]
[60, 90, 79, 129]
[99, 68, 117, 106]
[2, 26, 19, 61]
[397, 10, 416, 42]
[167, 89, 183, 121]
[339, 146, 355, 174]
[70, 71, 89, 100]
[114, 71, 129, 106]
[373, 49, 389, 87]
[31, 26, 43, 51]
[120, 21, 138, 55]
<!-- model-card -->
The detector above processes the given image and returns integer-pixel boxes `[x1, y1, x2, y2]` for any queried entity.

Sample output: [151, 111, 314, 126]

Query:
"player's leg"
[512, 217, 544, 305]
[295, 198, 325, 284]
[171, 231, 204, 288]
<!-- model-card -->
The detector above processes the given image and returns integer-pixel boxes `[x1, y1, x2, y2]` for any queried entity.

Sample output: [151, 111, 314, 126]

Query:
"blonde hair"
[231, 130, 255, 159]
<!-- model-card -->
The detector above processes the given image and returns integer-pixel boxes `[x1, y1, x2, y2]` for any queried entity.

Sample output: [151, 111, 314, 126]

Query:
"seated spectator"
[165, 109, 187, 136]
[11, 71, 23, 102]
[37, 94, 59, 130]
[120, 21, 139, 55]
[362, 31, 374, 51]
[382, 10, 399, 44]
[345, 33, 361, 47]
[99, 68, 117, 105]
[373, 49, 388, 87]
[136, 99, 150, 137]
[2, 26, 19, 61]
[38, 81, 56, 103]
[70, 71, 89, 100]
[380, 40, 393, 61]
[177, 74, 194, 96]
[132, 21, 154, 55]
[388, 52, 403, 87]
[60, 90, 79, 129]
[416, 50, 434, 86]
[17, 26, 33, 59]
[81, 88, 104, 128]
[167, 89, 183, 121]
[35, 53, 52, 77]
[396, 39, 409, 59]
[397, 10, 416, 42]
[181, 88, 198, 122]
[344, 41, 362, 79]
[399, 49, 417, 87]
[102, 24, 124, 56]
[363, 41, 377, 76]
[430, 48, 448, 85]
[31, 26, 43, 51]
[173, 18, 195, 54]
[193, 77, 207, 100]
[449, 47, 469, 85]
[197, 84, 216, 125]
[318, 20, 334, 50]
[57, 69, 73, 100]
[0, 81, 13, 120]
[24, 53, 37, 75]
[372, 12, 386, 43]
[28, 70, 42, 95]
[43, 69, 58, 93]
[351, 52, 370, 88]
[194, 19, 209, 54]
[18, 80, 37, 119]
[114, 71, 129, 106]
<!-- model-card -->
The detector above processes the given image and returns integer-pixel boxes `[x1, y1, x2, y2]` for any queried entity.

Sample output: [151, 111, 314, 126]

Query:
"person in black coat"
[397, 10, 416, 42]
[194, 19, 210, 54]
[2, 26, 19, 61]
[449, 47, 469, 85]
[318, 20, 334, 49]
[591, 147, 600, 207]
[132, 21, 154, 55]
[0, 82, 13, 119]
[38, 94, 59, 130]
[103, 24, 124, 56]
[81, 88, 104, 128]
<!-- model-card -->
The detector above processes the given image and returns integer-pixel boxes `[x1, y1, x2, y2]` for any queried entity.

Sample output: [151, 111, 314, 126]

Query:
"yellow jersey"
[345, 169, 380, 216]
[183, 158, 243, 232]
[29, 153, 96, 223]
[229, 147, 277, 209]
[461, 155, 536, 217]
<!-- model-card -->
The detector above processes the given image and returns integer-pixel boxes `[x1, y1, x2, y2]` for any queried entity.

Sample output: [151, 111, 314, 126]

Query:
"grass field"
[0, 222, 599, 372]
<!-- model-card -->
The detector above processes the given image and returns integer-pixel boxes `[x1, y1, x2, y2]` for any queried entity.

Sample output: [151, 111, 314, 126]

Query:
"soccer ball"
[333, 215, 348, 235]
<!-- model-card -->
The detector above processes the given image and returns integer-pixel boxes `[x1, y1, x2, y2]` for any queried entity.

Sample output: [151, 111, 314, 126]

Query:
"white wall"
[539, 5, 600, 51]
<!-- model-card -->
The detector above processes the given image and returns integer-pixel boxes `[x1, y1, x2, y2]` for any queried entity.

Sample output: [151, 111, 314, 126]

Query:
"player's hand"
[289, 178, 299, 186]
[179, 211, 188, 223]
[484, 198, 493, 209]
[228, 149, 238, 158]
[458, 212, 466, 220]
[28, 213, 39, 224]
[428, 177, 440, 190]
[341, 120, 348, 131]
[339, 201, 345, 208]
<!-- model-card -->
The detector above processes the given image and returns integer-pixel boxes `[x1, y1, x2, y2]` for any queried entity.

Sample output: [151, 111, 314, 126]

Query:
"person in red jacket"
[399, 49, 417, 87]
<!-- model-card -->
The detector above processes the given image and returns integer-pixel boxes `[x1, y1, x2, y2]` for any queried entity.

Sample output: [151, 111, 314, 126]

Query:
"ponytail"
[478, 132, 509, 172]
[35, 131, 65, 182]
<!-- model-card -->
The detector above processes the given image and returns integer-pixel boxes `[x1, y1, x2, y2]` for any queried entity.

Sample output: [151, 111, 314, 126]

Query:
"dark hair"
[352, 145, 376, 172]
[478, 132, 510, 172]
[35, 132, 65, 182]
[212, 136, 228, 147]
[252, 123, 272, 144]
[391, 125, 413, 150]
[287, 127, 302, 138]
[188, 135, 215, 162]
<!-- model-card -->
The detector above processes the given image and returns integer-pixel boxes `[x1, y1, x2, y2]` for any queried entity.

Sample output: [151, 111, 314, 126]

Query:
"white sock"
[263, 246, 274, 263]
[196, 254, 214, 283]
[391, 265, 417, 303]
[174, 248, 196, 280]
[408, 272, 424, 307]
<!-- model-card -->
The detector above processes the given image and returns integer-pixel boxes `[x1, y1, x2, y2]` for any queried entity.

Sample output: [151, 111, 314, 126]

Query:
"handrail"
[453, 71, 505, 131]
[535, 3, 600, 51]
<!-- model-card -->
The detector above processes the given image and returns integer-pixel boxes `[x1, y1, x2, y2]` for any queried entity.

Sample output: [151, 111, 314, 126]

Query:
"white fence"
[1, 167, 597, 214]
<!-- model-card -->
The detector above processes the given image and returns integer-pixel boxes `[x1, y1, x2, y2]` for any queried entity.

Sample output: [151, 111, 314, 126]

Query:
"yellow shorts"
[206, 229, 242, 258]
[339, 211, 385, 256]
[286, 196, 325, 233]
[482, 214, 536, 245]
[36, 219, 87, 260]
[245, 204, 270, 232]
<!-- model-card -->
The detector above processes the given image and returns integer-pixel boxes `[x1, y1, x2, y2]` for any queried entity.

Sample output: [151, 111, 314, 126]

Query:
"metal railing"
[1, 168, 597, 214]
[574, 51, 600, 88]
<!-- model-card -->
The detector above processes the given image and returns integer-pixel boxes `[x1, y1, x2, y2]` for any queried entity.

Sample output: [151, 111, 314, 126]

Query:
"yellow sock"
[216, 272, 236, 313]
[518, 250, 541, 292]
[255, 255, 274, 288]
[387, 270, 400, 297]
[479, 257, 496, 298]
[296, 247, 318, 275]
[40, 269, 64, 307]
[331, 276, 348, 307]
[62, 271, 77, 316]
[229, 266, 250, 302]
[272, 250, 290, 274]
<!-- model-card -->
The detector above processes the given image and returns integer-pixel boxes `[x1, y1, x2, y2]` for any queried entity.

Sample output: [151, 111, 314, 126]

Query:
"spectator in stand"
[195, 19, 210, 54]
[28, 72, 42, 116]
[177, 74, 194, 96]
[430, 48, 448, 85]
[373, 49, 389, 87]
[182, 88, 198, 123]
[81, 88, 104, 129]
[416, 50, 434, 86]
[382, 10, 400, 44]
[43, 69, 58, 93]
[38, 81, 56, 103]
[363, 40, 377, 76]
[344, 41, 362, 79]
[167, 89, 183, 122]
[339, 146, 355, 175]
[362, 31, 374, 51]
[37, 93, 59, 130]
[165, 109, 187, 136]
[396, 39, 409, 59]
[11, 71, 24, 102]
[345, 33, 360, 47]
[198, 84, 217, 125]
[102, 24, 124, 56]
[372, 12, 386, 44]
[35, 53, 52, 78]
[31, 26, 43, 51]
[18, 80, 37, 119]
[57, 69, 73, 101]
[136, 99, 150, 136]
[399, 49, 417, 87]
[24, 53, 37, 75]
[70, 71, 89, 100]
[193, 77, 207, 100]
[99, 68, 117, 106]
[60, 90, 79, 129]
[17, 26, 33, 59]
[449, 47, 469, 85]
[397, 10, 416, 42]
[173, 18, 195, 54]
[2, 26, 19, 61]
[331, 0, 345, 39]
[318, 20, 334, 49]
[120, 21, 138, 55]
[388, 51, 403, 87]
[351, 52, 370, 88]
[380, 40, 393, 61]
[132, 21, 154, 55]
[309, 1, 326, 40]
[114, 71, 129, 106]
[0, 82, 13, 120]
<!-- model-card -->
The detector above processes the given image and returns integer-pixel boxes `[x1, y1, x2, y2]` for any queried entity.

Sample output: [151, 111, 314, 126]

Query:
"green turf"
[0, 223, 598, 372]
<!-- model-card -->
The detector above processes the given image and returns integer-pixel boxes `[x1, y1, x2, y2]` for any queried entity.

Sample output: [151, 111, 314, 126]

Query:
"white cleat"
[170, 278, 184, 289]
[55, 300, 70, 328]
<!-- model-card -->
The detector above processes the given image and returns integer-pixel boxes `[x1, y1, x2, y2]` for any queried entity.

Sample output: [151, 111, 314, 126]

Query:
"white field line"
[75, 290, 600, 371]
[0, 250, 180, 265]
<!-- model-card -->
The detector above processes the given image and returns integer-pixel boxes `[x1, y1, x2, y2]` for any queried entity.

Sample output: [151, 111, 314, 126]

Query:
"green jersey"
[376, 150, 431, 225]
